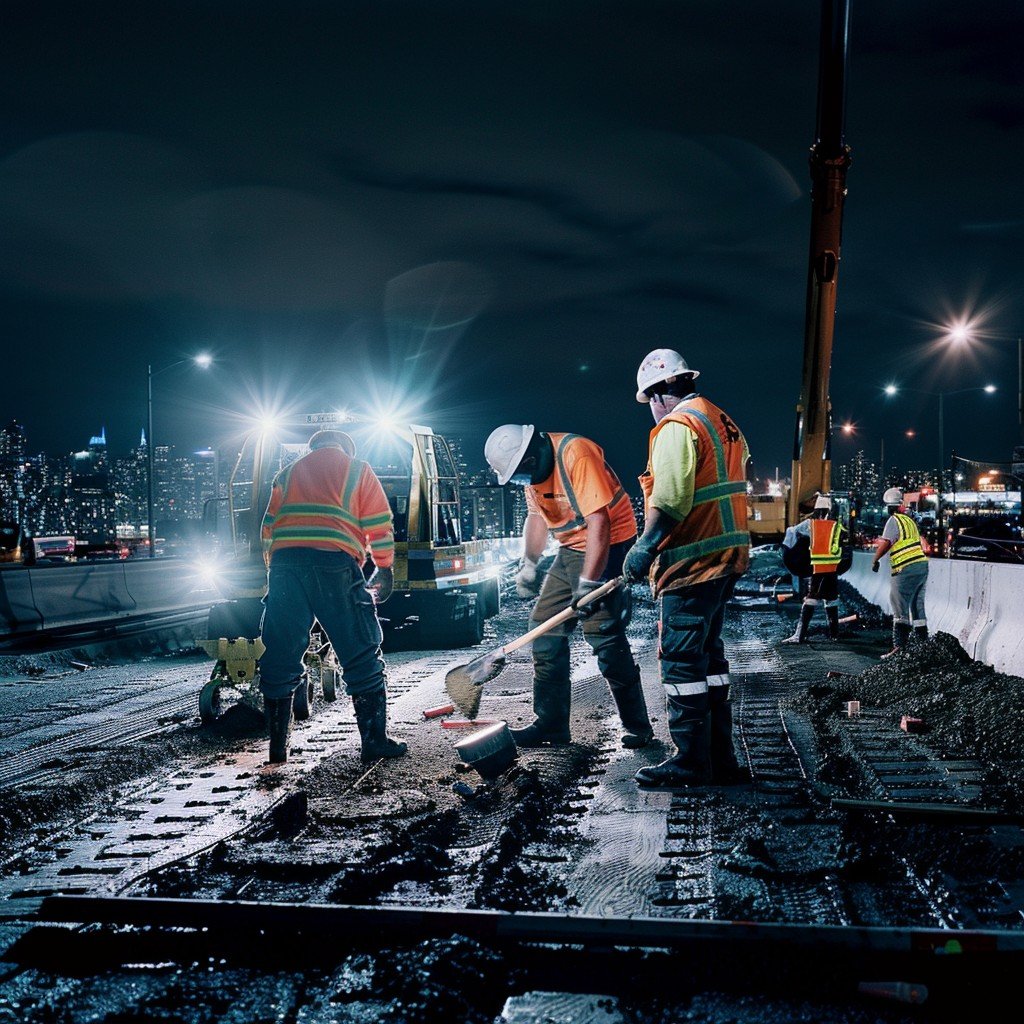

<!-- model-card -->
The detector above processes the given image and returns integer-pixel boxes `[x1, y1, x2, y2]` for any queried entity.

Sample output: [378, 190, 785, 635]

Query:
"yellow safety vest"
[889, 513, 927, 575]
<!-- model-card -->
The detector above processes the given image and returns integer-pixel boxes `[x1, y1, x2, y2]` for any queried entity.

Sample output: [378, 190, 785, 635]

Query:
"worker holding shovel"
[482, 425, 653, 749]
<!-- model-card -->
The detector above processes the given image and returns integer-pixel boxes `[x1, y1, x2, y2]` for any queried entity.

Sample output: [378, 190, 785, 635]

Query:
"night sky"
[3, 1, 1023, 489]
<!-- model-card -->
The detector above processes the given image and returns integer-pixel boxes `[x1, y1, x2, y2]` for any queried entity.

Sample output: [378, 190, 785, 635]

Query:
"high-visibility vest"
[809, 518, 845, 574]
[527, 433, 636, 551]
[889, 513, 927, 575]
[639, 397, 750, 594]
[261, 447, 395, 567]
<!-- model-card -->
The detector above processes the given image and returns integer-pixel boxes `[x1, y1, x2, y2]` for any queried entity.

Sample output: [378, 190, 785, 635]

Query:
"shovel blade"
[443, 650, 506, 719]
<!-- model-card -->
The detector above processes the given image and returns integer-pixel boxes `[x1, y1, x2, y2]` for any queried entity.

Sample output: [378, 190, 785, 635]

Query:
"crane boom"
[788, 0, 852, 526]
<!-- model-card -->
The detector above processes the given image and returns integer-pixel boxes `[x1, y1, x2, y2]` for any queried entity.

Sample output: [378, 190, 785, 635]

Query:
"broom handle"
[501, 576, 623, 656]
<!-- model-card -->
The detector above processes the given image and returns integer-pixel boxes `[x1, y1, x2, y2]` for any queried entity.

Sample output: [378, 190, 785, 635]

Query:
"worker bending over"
[623, 348, 751, 788]
[781, 493, 851, 643]
[484, 424, 653, 749]
[258, 429, 406, 765]
[871, 487, 929, 658]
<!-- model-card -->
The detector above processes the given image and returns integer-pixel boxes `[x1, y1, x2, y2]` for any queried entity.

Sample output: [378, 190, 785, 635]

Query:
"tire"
[199, 680, 223, 724]
[293, 674, 316, 720]
[322, 665, 339, 702]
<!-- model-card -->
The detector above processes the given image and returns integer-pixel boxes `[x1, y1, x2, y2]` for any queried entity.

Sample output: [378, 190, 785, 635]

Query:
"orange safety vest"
[639, 397, 750, 594]
[261, 447, 395, 567]
[527, 432, 636, 551]
[809, 518, 845, 574]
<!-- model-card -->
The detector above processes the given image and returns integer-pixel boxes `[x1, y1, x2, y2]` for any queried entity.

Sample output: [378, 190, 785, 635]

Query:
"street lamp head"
[194, 353, 213, 369]
[884, 384, 898, 397]
[841, 421, 855, 435]
[984, 384, 997, 393]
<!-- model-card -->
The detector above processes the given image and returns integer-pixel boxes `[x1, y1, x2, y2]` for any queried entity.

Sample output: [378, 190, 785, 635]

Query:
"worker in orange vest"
[781, 493, 851, 644]
[622, 348, 751, 788]
[484, 424, 653, 749]
[258, 429, 406, 766]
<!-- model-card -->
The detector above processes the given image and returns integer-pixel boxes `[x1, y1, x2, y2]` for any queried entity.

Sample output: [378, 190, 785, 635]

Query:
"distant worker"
[258, 429, 407, 765]
[484, 424, 653, 750]
[622, 349, 751, 788]
[781, 493, 852, 644]
[872, 487, 929, 658]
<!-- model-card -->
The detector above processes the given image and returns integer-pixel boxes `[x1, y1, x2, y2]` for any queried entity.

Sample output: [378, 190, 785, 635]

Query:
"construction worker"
[258, 429, 407, 765]
[622, 348, 751, 788]
[872, 487, 929, 658]
[483, 424, 653, 749]
[781, 493, 851, 643]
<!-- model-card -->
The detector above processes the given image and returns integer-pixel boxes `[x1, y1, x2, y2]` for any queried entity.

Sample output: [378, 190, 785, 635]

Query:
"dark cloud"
[1, 1, 1022, 480]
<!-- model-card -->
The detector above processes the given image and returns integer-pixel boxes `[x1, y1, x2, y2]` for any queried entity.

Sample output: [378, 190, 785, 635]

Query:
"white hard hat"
[309, 429, 356, 456]
[485, 424, 535, 485]
[635, 348, 700, 403]
[814, 493, 832, 511]
[883, 487, 904, 506]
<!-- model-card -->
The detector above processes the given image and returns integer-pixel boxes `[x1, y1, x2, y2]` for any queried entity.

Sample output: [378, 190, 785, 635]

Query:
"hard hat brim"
[635, 368, 701, 403]
[494, 424, 535, 485]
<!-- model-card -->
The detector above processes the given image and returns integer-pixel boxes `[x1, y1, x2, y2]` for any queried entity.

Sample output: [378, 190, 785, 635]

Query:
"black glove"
[571, 577, 605, 619]
[622, 538, 657, 584]
[370, 565, 394, 604]
[871, 561, 880, 574]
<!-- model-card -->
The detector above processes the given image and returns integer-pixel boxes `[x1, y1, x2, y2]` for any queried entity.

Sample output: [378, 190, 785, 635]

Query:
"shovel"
[444, 576, 624, 719]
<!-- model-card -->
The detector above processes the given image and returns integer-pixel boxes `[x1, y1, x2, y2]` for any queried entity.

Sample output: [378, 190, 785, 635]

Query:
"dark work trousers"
[658, 573, 738, 771]
[528, 540, 647, 735]
[258, 548, 385, 701]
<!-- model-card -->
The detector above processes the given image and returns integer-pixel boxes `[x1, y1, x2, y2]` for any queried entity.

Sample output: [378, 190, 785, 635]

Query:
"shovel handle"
[501, 576, 623, 657]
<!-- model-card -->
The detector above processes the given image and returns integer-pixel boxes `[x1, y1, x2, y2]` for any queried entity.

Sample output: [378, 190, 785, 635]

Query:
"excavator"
[195, 411, 521, 723]
[749, 0, 854, 545]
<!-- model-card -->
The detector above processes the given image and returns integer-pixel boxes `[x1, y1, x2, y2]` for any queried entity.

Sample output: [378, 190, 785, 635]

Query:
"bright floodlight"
[375, 411, 398, 433]
[259, 414, 280, 436]
[984, 384, 997, 393]
[194, 352, 213, 369]
[841, 422, 855, 435]
[884, 384, 898, 396]
[946, 320, 973, 344]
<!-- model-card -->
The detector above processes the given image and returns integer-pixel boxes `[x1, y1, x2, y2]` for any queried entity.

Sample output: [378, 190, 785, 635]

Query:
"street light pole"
[145, 354, 213, 559]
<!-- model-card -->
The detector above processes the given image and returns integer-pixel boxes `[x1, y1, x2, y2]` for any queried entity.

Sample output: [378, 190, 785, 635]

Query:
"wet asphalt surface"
[1, 554, 1023, 1022]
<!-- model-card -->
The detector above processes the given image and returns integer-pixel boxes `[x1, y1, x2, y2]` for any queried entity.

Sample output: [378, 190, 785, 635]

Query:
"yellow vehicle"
[196, 411, 521, 721]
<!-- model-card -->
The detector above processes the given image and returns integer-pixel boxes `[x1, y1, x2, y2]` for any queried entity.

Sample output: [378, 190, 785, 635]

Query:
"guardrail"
[845, 551, 1024, 678]
[0, 558, 215, 640]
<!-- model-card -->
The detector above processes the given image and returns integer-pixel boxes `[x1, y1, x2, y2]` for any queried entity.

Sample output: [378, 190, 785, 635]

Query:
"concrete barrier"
[845, 550, 1024, 678]
[0, 558, 215, 639]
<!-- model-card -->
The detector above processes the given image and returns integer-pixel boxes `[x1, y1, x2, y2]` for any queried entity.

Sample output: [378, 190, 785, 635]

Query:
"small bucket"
[453, 721, 517, 779]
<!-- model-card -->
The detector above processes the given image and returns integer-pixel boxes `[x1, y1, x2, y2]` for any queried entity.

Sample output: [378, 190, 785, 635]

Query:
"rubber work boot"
[881, 622, 913, 660]
[352, 689, 408, 762]
[635, 693, 711, 788]
[781, 603, 814, 644]
[264, 697, 293, 765]
[606, 666, 654, 749]
[826, 605, 840, 641]
[709, 685, 751, 785]
[510, 677, 572, 747]
[913, 625, 929, 643]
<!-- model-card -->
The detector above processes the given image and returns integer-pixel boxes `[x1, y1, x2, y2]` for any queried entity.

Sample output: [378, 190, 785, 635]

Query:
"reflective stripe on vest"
[890, 513, 927, 573]
[549, 433, 629, 539]
[657, 406, 749, 570]
[809, 519, 843, 570]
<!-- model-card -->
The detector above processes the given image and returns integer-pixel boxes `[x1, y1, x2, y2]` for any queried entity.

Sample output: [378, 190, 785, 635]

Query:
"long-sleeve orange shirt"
[261, 447, 395, 568]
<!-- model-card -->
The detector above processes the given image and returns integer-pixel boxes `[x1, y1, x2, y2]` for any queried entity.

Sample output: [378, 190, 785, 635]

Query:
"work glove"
[871, 561, 880, 574]
[622, 537, 658, 585]
[369, 565, 394, 604]
[515, 556, 540, 599]
[571, 577, 606, 620]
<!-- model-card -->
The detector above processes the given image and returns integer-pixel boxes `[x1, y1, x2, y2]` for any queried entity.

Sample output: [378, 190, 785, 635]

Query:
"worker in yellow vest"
[871, 487, 929, 658]
[622, 348, 751, 788]
[484, 424, 653, 750]
[781, 493, 851, 643]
